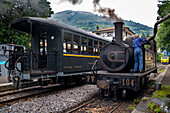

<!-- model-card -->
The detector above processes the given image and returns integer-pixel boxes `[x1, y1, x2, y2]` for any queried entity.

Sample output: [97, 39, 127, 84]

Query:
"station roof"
[93, 26, 135, 35]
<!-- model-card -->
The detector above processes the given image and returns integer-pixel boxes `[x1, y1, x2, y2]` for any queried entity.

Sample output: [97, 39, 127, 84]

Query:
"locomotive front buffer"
[91, 69, 155, 99]
[96, 73, 141, 98]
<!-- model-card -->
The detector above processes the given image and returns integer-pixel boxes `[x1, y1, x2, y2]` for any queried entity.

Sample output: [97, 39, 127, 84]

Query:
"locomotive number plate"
[122, 79, 134, 87]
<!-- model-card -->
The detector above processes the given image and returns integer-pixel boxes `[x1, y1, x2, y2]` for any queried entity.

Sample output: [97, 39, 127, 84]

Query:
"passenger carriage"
[7, 17, 110, 88]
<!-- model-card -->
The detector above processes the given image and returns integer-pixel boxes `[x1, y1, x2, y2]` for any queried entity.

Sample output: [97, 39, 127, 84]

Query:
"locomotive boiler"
[100, 22, 134, 72]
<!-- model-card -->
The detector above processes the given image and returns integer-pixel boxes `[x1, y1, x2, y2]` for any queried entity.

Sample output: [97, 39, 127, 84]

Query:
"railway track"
[66, 97, 131, 113]
[65, 65, 165, 113]
[0, 63, 164, 109]
[0, 84, 61, 105]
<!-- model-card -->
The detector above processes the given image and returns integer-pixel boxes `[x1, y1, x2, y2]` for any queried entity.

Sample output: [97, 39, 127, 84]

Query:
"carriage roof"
[9, 17, 111, 41]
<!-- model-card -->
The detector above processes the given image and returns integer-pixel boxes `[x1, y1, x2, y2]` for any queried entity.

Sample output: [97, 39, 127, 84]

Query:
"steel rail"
[0, 84, 60, 105]
[66, 97, 100, 113]
[0, 86, 41, 97]
[109, 102, 124, 113]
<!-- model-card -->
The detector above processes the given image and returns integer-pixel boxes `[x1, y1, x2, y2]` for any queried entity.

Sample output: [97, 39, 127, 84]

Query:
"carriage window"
[39, 39, 47, 53]
[73, 35, 80, 44]
[94, 41, 98, 48]
[63, 33, 72, 53]
[88, 39, 93, 47]
[81, 37, 87, 54]
[94, 40, 98, 55]
[88, 39, 93, 55]
[73, 35, 80, 54]
[82, 38, 87, 45]
[64, 33, 72, 43]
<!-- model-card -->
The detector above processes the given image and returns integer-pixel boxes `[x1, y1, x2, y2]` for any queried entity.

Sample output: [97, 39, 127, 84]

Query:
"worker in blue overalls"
[133, 34, 150, 73]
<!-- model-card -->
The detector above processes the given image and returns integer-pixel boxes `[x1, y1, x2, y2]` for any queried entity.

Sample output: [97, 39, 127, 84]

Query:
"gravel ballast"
[0, 85, 99, 112]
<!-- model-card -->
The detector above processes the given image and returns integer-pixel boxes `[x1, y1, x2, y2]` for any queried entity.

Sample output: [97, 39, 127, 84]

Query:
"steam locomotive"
[87, 13, 170, 98]
[86, 22, 157, 98]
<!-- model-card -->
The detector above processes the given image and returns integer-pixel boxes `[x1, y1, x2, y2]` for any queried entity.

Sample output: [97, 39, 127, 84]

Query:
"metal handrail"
[92, 60, 98, 75]
[5, 57, 12, 70]
[15, 56, 22, 72]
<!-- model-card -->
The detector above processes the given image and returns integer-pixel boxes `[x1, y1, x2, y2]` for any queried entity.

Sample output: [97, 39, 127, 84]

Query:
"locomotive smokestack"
[113, 22, 124, 42]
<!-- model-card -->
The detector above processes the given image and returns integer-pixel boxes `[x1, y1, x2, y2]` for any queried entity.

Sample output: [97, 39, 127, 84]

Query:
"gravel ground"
[0, 85, 99, 113]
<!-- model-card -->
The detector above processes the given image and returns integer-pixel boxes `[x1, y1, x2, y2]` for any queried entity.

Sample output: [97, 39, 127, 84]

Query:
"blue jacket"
[133, 38, 147, 48]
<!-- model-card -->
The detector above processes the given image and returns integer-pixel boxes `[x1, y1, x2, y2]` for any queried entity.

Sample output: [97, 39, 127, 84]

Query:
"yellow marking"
[87, 76, 90, 82]
[91, 76, 95, 83]
[122, 79, 125, 86]
[131, 79, 134, 86]
[126, 79, 130, 86]
[63, 54, 100, 58]
[122, 79, 134, 87]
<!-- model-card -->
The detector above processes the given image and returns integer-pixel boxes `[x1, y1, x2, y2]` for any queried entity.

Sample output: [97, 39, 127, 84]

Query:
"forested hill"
[50, 10, 153, 36]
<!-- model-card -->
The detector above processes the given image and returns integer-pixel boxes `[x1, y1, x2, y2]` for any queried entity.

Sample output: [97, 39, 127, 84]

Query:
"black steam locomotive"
[87, 13, 170, 98]
[86, 22, 157, 98]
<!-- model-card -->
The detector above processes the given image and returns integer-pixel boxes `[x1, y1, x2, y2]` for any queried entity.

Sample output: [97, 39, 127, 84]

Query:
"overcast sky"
[47, 0, 159, 27]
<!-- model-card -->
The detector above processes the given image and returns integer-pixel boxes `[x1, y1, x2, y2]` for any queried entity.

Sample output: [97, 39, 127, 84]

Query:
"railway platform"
[0, 76, 13, 92]
[0, 76, 9, 84]
[132, 64, 170, 113]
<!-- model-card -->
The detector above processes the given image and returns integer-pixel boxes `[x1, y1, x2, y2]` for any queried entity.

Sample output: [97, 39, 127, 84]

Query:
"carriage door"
[39, 33, 47, 69]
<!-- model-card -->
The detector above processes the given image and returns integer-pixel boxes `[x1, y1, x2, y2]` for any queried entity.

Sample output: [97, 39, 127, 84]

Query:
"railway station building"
[93, 26, 135, 40]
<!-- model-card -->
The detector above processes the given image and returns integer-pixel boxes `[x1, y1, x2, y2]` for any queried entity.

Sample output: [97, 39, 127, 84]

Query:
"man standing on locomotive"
[133, 34, 150, 73]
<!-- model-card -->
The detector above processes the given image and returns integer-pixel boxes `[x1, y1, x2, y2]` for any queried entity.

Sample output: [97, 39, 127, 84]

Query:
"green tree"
[0, 0, 54, 49]
[156, 0, 170, 53]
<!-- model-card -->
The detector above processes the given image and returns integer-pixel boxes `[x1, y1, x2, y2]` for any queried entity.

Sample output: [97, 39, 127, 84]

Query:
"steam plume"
[60, 0, 123, 22]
